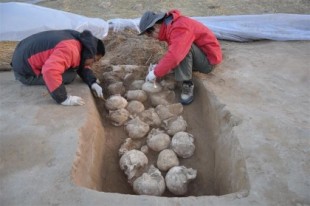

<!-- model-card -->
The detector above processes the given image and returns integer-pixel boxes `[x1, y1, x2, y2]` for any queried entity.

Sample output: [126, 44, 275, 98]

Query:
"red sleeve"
[42, 40, 81, 93]
[154, 26, 195, 78]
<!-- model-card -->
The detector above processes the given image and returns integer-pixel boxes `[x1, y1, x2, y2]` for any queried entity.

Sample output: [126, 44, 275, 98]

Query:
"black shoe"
[180, 81, 194, 105]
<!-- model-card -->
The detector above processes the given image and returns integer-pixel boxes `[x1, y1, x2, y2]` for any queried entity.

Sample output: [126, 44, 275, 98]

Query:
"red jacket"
[154, 10, 222, 78]
[28, 39, 82, 92]
[11, 30, 98, 103]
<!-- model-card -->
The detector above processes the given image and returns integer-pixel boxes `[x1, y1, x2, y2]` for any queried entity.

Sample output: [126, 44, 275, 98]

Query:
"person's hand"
[148, 63, 157, 72]
[145, 70, 156, 82]
[91, 83, 104, 99]
[61, 95, 85, 106]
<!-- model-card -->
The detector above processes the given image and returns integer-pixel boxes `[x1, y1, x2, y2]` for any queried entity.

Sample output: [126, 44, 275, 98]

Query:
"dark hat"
[138, 11, 166, 35]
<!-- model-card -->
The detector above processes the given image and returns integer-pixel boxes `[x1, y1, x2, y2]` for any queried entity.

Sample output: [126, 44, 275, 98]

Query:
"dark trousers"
[13, 69, 77, 85]
[174, 44, 214, 81]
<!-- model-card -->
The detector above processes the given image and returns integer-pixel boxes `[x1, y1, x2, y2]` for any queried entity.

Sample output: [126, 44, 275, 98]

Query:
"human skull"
[165, 166, 197, 195]
[119, 150, 148, 182]
[133, 165, 165, 196]
[171, 132, 195, 158]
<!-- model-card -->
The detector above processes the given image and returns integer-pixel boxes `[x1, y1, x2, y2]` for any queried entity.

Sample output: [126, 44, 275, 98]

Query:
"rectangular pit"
[72, 78, 249, 197]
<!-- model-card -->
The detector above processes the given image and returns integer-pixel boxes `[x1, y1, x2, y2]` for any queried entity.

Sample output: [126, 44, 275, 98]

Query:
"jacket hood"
[167, 9, 182, 20]
[78, 30, 98, 60]
[158, 9, 182, 41]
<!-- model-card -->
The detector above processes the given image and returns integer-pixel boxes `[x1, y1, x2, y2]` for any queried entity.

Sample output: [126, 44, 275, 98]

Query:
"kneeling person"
[11, 29, 105, 106]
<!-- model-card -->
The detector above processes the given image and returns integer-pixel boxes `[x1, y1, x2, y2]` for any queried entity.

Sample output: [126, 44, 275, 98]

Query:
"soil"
[90, 28, 250, 196]
[1, 0, 309, 199]
[25, 0, 310, 19]
[1, 0, 309, 69]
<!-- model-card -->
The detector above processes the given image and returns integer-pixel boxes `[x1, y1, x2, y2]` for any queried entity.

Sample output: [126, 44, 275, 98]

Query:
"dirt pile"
[0, 41, 17, 71]
[94, 29, 166, 74]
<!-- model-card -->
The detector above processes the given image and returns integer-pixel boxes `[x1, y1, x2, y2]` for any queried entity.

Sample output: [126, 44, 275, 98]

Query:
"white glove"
[145, 70, 156, 82]
[61, 95, 85, 106]
[91, 83, 103, 99]
[148, 63, 157, 72]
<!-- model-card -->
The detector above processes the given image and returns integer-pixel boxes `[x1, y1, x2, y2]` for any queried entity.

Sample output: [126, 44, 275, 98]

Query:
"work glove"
[148, 63, 157, 72]
[91, 83, 104, 99]
[61, 95, 85, 106]
[145, 70, 156, 82]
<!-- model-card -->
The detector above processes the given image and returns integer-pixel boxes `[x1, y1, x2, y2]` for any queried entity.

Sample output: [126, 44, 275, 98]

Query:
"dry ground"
[0, 0, 309, 201]
[1, 0, 309, 68]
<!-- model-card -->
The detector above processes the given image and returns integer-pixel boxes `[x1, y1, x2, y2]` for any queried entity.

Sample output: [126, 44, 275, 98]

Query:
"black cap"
[138, 11, 166, 35]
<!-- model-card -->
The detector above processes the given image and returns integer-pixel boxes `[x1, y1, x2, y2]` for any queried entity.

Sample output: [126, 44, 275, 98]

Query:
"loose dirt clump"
[100, 29, 166, 67]
[0, 41, 17, 71]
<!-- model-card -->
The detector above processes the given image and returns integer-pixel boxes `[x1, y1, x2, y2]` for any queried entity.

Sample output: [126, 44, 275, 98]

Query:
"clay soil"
[1, 0, 309, 198]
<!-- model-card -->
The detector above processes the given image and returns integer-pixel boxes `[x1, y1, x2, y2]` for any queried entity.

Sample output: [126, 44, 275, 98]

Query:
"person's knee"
[13, 71, 31, 85]
[199, 65, 214, 74]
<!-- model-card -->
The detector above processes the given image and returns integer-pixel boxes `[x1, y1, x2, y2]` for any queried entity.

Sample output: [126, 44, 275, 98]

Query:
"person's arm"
[77, 66, 104, 99]
[76, 66, 97, 87]
[42, 40, 84, 105]
[154, 26, 195, 78]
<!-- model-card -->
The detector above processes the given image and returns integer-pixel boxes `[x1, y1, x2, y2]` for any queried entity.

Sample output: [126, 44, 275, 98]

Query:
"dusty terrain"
[1, 0, 309, 67]
[0, 0, 309, 205]
[34, 0, 310, 18]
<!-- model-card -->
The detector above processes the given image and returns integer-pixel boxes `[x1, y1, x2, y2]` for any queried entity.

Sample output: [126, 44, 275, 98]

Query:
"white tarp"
[1, 2, 310, 42]
[108, 14, 310, 42]
[0, 2, 109, 41]
[193, 14, 310, 41]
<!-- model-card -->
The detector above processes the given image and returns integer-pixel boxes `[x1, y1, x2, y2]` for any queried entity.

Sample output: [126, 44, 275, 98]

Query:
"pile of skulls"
[102, 65, 197, 196]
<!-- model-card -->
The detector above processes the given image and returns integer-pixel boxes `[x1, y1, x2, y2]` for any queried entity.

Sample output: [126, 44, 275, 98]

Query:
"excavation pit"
[72, 76, 249, 197]
[72, 30, 249, 197]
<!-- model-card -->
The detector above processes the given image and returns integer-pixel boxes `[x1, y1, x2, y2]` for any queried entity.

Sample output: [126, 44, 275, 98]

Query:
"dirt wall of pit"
[194, 78, 250, 195]
[71, 97, 106, 191]
[71, 77, 249, 197]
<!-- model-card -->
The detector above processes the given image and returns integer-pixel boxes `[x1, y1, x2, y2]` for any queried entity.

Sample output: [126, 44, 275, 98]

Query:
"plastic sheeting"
[193, 14, 310, 41]
[108, 14, 310, 42]
[0, 2, 109, 41]
[1, 2, 310, 42]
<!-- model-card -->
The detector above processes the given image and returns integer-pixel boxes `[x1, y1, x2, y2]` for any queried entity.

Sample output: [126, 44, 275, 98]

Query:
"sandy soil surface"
[1, 0, 309, 68]
[1, 0, 309, 202]
[1, 0, 310, 19]
[31, 0, 310, 19]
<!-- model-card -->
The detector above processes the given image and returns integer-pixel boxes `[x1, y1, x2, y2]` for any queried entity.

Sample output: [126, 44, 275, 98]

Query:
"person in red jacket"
[11, 29, 105, 106]
[139, 10, 222, 105]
